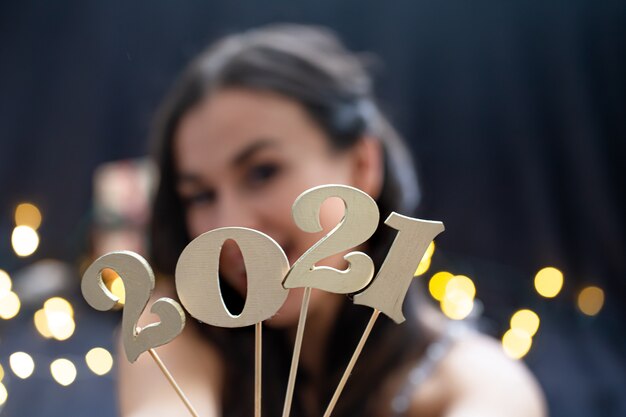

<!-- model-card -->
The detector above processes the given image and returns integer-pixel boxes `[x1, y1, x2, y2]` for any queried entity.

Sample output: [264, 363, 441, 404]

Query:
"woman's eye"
[246, 163, 281, 186]
[182, 191, 216, 206]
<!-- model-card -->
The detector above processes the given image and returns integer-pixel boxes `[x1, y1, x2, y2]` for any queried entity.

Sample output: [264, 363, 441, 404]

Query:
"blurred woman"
[120, 23, 545, 417]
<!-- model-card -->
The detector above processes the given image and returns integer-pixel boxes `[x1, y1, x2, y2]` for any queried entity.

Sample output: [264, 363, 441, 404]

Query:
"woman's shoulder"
[409, 331, 547, 417]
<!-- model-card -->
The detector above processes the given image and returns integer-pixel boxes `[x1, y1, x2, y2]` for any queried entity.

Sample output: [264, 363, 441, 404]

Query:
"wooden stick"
[255, 322, 262, 417]
[281, 287, 312, 417]
[148, 348, 200, 417]
[323, 309, 381, 417]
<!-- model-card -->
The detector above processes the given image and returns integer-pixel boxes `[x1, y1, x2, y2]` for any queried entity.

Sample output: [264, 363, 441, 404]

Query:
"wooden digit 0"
[283, 184, 379, 294]
[175, 227, 290, 327]
[81, 251, 186, 363]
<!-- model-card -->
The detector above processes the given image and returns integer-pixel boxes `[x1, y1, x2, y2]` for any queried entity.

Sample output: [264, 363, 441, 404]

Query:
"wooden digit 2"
[81, 251, 186, 363]
[175, 227, 289, 327]
[283, 184, 379, 293]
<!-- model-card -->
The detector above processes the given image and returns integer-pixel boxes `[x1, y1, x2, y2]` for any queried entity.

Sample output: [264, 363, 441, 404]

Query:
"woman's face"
[173, 88, 380, 326]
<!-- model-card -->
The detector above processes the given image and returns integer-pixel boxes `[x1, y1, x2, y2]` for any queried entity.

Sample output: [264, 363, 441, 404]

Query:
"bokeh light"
[11, 225, 40, 257]
[0, 382, 7, 406]
[534, 267, 563, 298]
[9, 352, 35, 379]
[110, 276, 126, 305]
[44, 297, 74, 318]
[85, 347, 114, 376]
[34, 309, 53, 338]
[577, 286, 605, 316]
[502, 328, 533, 359]
[15, 203, 42, 230]
[414, 241, 435, 276]
[42, 296, 76, 341]
[50, 359, 77, 386]
[0, 291, 21, 319]
[440, 276, 476, 320]
[428, 271, 453, 301]
[0, 269, 12, 298]
[510, 309, 540, 337]
[0, 363, 4, 381]
[47, 312, 76, 341]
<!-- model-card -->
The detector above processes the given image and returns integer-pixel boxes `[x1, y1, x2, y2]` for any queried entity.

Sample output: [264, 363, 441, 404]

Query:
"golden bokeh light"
[15, 203, 42, 230]
[9, 352, 35, 379]
[50, 359, 77, 386]
[0, 269, 12, 298]
[34, 309, 53, 338]
[0, 291, 21, 319]
[502, 328, 533, 359]
[414, 241, 435, 276]
[47, 312, 76, 341]
[11, 225, 40, 257]
[110, 276, 126, 305]
[414, 257, 431, 276]
[577, 286, 605, 316]
[534, 267, 563, 298]
[428, 271, 453, 301]
[85, 347, 114, 376]
[0, 363, 4, 381]
[44, 297, 74, 318]
[510, 309, 540, 337]
[446, 275, 476, 299]
[0, 382, 7, 406]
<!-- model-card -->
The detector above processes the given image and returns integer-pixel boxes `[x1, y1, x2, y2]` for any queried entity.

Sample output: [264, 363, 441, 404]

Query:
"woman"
[120, 24, 545, 417]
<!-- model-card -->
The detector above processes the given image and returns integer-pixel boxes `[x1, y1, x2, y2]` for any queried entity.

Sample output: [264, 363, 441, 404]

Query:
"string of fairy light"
[413, 243, 606, 359]
[0, 203, 117, 408]
[0, 202, 608, 408]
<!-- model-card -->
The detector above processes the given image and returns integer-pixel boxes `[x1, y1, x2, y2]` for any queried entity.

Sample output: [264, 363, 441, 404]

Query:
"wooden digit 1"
[81, 251, 199, 417]
[322, 213, 445, 417]
[281, 184, 379, 417]
[175, 227, 290, 417]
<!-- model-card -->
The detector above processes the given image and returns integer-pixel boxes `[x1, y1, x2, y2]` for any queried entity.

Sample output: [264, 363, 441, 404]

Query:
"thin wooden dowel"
[323, 309, 381, 417]
[281, 287, 312, 417]
[255, 322, 262, 417]
[148, 348, 200, 417]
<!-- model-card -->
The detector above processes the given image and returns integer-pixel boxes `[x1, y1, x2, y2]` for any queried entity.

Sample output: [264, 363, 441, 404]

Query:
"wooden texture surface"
[175, 227, 289, 327]
[283, 184, 379, 294]
[81, 251, 186, 363]
[354, 213, 444, 323]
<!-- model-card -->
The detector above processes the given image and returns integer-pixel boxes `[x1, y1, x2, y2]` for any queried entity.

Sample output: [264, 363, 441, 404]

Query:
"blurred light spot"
[110, 276, 126, 305]
[414, 241, 435, 276]
[0, 291, 21, 319]
[50, 358, 77, 386]
[0, 363, 4, 381]
[502, 328, 532, 359]
[0, 269, 12, 298]
[510, 309, 540, 337]
[425, 241, 435, 259]
[11, 226, 39, 257]
[85, 347, 114, 376]
[44, 297, 74, 318]
[0, 382, 6, 406]
[440, 291, 474, 320]
[577, 286, 605, 316]
[429, 271, 453, 301]
[534, 267, 563, 298]
[414, 256, 431, 276]
[9, 352, 35, 379]
[447, 275, 476, 299]
[34, 309, 53, 338]
[15, 203, 42, 229]
[47, 312, 75, 341]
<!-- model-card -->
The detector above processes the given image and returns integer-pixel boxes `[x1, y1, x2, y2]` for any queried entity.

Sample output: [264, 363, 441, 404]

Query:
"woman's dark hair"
[150, 23, 433, 417]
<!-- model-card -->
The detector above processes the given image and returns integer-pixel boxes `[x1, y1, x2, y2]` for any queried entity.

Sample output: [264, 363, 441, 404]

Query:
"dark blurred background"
[0, 1, 624, 416]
